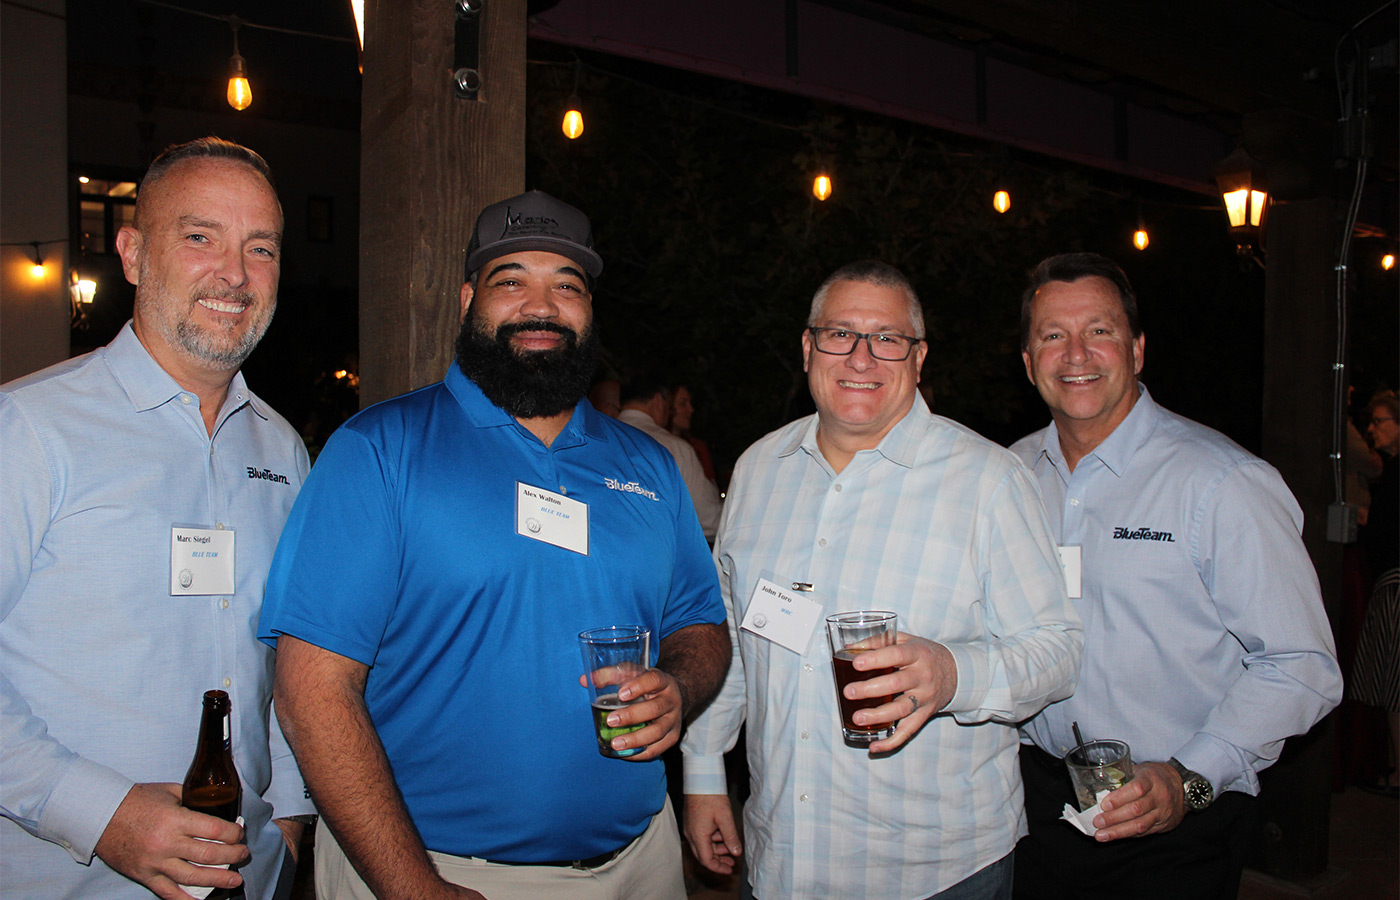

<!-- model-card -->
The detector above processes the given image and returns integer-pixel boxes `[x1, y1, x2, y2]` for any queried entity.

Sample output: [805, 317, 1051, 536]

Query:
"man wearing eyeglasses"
[681, 260, 1082, 899]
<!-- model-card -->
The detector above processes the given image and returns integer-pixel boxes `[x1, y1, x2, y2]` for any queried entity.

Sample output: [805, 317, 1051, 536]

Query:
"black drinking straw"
[1072, 721, 1087, 761]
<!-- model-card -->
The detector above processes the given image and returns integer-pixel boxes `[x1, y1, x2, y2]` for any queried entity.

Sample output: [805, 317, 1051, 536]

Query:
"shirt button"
[803, 663, 813, 672]
[1069, 498, 1080, 507]
[559, 486, 568, 494]
[801, 731, 810, 740]
[799, 793, 809, 803]
[222, 677, 232, 688]
[834, 484, 843, 492]
[216, 523, 225, 530]
[818, 538, 827, 547]
[220, 598, 230, 609]
[180, 394, 192, 405]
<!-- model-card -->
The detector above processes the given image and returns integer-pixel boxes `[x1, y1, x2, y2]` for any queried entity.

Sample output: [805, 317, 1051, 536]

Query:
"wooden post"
[1250, 106, 1340, 880]
[359, 0, 526, 407]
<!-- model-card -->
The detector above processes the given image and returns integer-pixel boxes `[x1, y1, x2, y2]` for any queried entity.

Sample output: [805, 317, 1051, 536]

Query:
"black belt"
[483, 833, 639, 870]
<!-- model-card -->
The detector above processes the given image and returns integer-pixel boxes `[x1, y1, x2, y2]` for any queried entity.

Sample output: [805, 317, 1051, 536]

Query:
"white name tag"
[740, 578, 824, 654]
[170, 527, 236, 596]
[1057, 545, 1083, 599]
[516, 482, 590, 555]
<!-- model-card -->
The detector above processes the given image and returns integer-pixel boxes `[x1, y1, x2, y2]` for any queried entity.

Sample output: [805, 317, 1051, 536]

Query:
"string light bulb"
[1384, 253, 1396, 271]
[993, 190, 1011, 214]
[562, 99, 584, 140]
[226, 18, 252, 111]
[1133, 212, 1149, 251]
[29, 242, 45, 279]
[813, 173, 832, 201]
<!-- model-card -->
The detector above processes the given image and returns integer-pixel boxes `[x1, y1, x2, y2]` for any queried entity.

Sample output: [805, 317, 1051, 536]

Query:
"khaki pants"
[314, 796, 686, 900]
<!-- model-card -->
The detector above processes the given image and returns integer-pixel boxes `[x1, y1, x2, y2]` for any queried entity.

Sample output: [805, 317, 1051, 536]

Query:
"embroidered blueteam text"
[1112, 526, 1175, 542]
[604, 477, 659, 501]
[247, 467, 290, 485]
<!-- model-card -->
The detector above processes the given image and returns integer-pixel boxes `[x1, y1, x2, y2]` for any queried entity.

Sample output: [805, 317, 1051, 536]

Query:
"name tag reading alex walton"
[1057, 545, 1083, 599]
[170, 526, 236, 596]
[516, 482, 590, 555]
[740, 578, 824, 654]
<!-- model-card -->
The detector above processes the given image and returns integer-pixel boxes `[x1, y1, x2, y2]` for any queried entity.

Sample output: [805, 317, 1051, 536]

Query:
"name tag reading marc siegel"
[516, 482, 590, 555]
[740, 578, 824, 654]
[170, 526, 236, 596]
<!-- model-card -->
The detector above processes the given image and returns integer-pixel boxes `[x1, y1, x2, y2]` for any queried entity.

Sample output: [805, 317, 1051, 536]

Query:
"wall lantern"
[1214, 145, 1268, 256]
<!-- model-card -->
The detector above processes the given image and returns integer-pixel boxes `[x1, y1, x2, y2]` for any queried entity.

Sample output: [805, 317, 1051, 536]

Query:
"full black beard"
[454, 313, 600, 419]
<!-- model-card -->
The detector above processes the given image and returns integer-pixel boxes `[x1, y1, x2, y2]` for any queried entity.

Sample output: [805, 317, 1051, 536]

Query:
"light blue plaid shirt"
[683, 397, 1082, 899]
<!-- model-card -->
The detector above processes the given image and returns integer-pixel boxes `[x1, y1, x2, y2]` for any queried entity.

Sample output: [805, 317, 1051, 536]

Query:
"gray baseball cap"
[465, 190, 603, 281]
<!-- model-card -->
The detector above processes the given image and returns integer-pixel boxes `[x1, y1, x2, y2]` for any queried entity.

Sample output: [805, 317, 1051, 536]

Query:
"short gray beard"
[138, 254, 274, 370]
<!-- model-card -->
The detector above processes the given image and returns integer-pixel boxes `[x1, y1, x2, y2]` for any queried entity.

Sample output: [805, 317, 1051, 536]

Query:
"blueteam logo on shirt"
[1112, 525, 1175, 542]
[604, 476, 660, 501]
[246, 466, 291, 485]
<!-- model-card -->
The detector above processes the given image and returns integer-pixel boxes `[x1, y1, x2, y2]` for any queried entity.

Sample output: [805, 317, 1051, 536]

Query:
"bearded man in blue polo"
[260, 191, 729, 900]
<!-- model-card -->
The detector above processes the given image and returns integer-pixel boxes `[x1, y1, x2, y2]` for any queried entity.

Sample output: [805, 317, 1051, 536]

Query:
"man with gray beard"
[261, 190, 728, 900]
[1, 137, 313, 899]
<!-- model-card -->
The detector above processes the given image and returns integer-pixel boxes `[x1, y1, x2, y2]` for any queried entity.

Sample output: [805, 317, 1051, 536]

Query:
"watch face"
[1185, 779, 1213, 809]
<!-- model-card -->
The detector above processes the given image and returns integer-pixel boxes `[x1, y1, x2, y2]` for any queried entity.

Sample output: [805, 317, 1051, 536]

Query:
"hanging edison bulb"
[226, 20, 251, 111]
[992, 190, 1011, 214]
[562, 98, 584, 140]
[813, 173, 832, 201]
[1384, 253, 1396, 271]
[1132, 229, 1149, 250]
[227, 54, 252, 111]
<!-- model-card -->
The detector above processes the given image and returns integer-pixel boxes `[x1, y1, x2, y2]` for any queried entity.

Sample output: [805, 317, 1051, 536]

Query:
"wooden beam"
[359, 0, 526, 406]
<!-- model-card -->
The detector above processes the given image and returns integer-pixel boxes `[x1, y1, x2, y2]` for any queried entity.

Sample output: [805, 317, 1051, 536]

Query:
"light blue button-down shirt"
[1012, 386, 1343, 795]
[683, 398, 1082, 899]
[1, 323, 313, 899]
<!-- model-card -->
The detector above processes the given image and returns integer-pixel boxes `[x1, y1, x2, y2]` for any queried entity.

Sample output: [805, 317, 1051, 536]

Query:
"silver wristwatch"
[1168, 757, 1214, 811]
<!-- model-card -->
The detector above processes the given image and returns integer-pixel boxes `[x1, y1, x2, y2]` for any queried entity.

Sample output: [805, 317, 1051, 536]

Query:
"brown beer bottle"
[180, 689, 242, 900]
[183, 689, 242, 821]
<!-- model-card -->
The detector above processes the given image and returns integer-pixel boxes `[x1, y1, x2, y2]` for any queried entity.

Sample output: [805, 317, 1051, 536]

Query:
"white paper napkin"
[1060, 801, 1103, 836]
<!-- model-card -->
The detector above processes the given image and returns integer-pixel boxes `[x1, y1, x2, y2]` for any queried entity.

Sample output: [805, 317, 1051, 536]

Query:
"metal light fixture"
[1214, 145, 1268, 256]
[70, 268, 96, 328]
[813, 173, 832, 201]
[226, 18, 252, 111]
[992, 189, 1011, 214]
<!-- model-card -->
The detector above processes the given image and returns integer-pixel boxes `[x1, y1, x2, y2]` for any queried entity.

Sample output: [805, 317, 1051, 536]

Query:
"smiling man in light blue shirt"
[1010, 253, 1342, 900]
[1, 138, 312, 900]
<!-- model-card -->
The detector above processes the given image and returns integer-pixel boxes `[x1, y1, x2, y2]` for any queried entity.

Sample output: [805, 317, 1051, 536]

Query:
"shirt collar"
[1041, 383, 1158, 478]
[443, 363, 605, 445]
[779, 394, 929, 469]
[103, 321, 262, 420]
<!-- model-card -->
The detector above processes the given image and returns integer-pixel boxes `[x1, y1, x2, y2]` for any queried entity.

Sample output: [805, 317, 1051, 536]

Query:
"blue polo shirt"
[259, 366, 724, 861]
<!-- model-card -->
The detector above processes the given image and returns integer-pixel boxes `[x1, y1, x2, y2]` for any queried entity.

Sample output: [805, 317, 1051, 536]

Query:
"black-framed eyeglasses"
[1371, 416, 1397, 426]
[808, 326, 923, 361]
